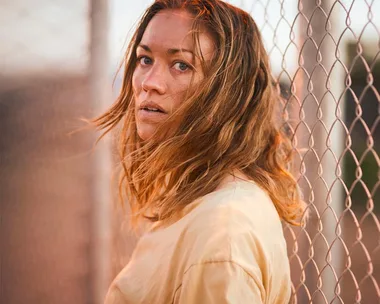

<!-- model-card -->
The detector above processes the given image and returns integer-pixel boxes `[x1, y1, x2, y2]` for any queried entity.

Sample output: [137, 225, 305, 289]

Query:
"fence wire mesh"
[243, 0, 380, 303]
[1, 0, 379, 304]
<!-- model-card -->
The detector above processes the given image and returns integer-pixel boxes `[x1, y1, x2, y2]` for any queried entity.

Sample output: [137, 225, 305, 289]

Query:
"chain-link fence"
[253, 0, 380, 303]
[1, 0, 379, 304]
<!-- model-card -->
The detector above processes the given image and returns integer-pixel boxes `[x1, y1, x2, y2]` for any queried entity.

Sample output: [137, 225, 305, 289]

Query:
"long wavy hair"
[93, 0, 306, 228]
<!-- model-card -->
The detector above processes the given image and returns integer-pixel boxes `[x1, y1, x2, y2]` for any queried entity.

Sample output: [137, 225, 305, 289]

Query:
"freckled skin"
[133, 9, 215, 141]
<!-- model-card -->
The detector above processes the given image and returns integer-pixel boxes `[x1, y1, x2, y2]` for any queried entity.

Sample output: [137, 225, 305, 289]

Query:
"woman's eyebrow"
[167, 48, 194, 57]
[137, 44, 152, 52]
[138, 44, 194, 57]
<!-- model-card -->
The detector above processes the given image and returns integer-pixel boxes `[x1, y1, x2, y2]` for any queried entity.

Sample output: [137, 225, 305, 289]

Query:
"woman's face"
[133, 9, 215, 141]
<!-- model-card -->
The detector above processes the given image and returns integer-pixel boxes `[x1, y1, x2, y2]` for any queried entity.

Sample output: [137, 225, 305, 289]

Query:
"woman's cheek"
[132, 72, 140, 95]
[172, 79, 193, 106]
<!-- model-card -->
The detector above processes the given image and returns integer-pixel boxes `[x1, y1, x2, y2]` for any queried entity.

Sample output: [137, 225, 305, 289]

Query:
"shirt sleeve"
[174, 261, 265, 304]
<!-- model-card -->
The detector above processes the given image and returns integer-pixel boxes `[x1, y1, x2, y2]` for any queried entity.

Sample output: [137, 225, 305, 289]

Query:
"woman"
[94, 0, 306, 303]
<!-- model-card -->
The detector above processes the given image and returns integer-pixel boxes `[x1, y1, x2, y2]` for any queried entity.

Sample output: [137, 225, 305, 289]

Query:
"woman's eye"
[138, 56, 152, 66]
[173, 62, 190, 72]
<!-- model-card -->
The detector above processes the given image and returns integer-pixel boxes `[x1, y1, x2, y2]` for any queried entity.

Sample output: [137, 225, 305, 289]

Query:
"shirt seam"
[112, 284, 128, 302]
[171, 259, 259, 303]
[183, 259, 257, 281]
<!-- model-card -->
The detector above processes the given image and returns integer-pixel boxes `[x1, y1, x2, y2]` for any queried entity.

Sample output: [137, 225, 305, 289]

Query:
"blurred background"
[0, 0, 379, 303]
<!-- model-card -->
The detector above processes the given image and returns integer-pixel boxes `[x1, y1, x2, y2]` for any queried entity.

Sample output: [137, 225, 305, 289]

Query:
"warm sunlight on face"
[132, 9, 215, 141]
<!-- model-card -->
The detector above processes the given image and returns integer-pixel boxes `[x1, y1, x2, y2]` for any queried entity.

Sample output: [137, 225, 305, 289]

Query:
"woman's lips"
[137, 107, 168, 123]
[137, 101, 168, 123]
[139, 101, 166, 113]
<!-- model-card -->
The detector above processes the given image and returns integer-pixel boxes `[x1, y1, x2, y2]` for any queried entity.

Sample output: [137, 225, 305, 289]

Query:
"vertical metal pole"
[89, 0, 112, 303]
[298, 0, 345, 302]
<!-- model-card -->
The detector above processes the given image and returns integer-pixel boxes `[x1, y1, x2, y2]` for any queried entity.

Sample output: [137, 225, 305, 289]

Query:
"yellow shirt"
[105, 175, 291, 304]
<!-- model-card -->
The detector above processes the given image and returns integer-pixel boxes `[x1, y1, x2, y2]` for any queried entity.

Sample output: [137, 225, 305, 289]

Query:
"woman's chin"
[136, 121, 174, 143]
[137, 124, 156, 142]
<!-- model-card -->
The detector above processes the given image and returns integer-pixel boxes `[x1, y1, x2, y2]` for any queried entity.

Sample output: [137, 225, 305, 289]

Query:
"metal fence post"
[89, 0, 112, 303]
[298, 0, 346, 302]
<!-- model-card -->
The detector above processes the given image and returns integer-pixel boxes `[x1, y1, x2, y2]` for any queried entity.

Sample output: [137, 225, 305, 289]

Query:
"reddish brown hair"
[93, 0, 306, 227]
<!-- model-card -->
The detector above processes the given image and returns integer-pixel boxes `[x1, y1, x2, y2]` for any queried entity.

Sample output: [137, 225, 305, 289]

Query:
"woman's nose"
[141, 66, 167, 95]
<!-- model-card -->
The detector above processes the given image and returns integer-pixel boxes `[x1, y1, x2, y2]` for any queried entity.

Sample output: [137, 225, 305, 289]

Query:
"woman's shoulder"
[146, 173, 288, 266]
[175, 176, 290, 288]
[179, 176, 287, 260]
[190, 176, 283, 235]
